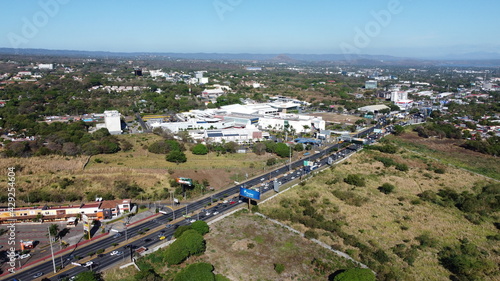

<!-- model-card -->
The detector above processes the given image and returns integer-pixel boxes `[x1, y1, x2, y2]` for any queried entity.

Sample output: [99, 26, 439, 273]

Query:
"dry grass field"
[259, 146, 500, 280]
[0, 133, 279, 205]
[202, 211, 359, 281]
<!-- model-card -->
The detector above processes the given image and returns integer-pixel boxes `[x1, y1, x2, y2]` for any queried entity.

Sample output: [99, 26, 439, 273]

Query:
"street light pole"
[47, 226, 57, 273]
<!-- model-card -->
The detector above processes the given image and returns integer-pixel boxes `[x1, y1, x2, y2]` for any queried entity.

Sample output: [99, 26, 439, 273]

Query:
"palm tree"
[48, 224, 60, 242]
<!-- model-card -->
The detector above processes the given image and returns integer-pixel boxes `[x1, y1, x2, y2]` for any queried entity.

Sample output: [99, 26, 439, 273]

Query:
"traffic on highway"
[6, 122, 385, 281]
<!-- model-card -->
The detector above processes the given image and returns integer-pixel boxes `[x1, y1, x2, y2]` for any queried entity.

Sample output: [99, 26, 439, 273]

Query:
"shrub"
[415, 232, 438, 248]
[395, 163, 409, 172]
[331, 190, 368, 206]
[344, 174, 365, 187]
[372, 249, 390, 263]
[434, 167, 446, 174]
[274, 263, 285, 274]
[266, 158, 277, 166]
[174, 262, 215, 281]
[304, 230, 318, 239]
[378, 183, 395, 194]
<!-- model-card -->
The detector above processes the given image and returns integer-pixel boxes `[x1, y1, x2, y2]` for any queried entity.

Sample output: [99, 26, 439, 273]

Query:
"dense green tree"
[192, 143, 208, 155]
[191, 220, 210, 235]
[166, 150, 187, 163]
[275, 143, 292, 158]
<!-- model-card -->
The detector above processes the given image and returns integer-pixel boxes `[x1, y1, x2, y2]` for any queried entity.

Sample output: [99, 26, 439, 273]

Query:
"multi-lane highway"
[6, 124, 383, 281]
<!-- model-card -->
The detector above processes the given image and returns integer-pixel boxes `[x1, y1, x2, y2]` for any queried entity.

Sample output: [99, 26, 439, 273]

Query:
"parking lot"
[0, 221, 84, 273]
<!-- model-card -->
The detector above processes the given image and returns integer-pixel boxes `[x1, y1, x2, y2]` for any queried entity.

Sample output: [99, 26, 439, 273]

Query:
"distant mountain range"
[1, 47, 500, 67]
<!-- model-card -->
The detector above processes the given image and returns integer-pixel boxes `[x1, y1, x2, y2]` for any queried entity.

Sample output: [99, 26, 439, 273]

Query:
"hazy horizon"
[2, 0, 500, 59]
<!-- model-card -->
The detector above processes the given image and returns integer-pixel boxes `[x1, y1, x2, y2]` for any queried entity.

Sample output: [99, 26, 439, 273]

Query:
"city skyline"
[1, 0, 500, 59]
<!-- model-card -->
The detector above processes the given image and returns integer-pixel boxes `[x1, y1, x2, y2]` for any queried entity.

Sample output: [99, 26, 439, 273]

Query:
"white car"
[213, 211, 219, 215]
[189, 219, 196, 223]
[205, 212, 211, 216]
[85, 261, 94, 267]
[19, 253, 31, 259]
[110, 250, 123, 256]
[223, 200, 228, 204]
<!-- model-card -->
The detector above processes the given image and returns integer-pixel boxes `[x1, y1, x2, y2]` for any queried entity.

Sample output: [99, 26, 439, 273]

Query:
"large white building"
[104, 110, 122, 134]
[38, 64, 53, 70]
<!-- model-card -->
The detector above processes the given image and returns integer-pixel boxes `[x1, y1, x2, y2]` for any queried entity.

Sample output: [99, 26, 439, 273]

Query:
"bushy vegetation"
[413, 122, 462, 139]
[438, 239, 497, 280]
[332, 268, 375, 281]
[173, 262, 216, 281]
[164, 229, 206, 265]
[331, 190, 368, 206]
[191, 143, 209, 155]
[365, 143, 397, 154]
[461, 135, 500, 156]
[378, 183, 395, 194]
[166, 150, 187, 163]
[417, 183, 500, 218]
[2, 126, 125, 157]
[274, 263, 285, 274]
[343, 174, 366, 187]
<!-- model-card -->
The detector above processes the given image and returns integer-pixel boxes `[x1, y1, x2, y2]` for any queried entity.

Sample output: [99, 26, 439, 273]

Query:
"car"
[213, 211, 219, 215]
[159, 236, 166, 240]
[85, 261, 94, 267]
[205, 212, 211, 216]
[19, 253, 31, 259]
[143, 238, 152, 242]
[113, 233, 121, 238]
[110, 250, 123, 256]
[223, 200, 228, 204]
[32, 272, 43, 278]
[229, 201, 236, 205]
[189, 219, 196, 223]
[165, 224, 172, 228]
[157, 232, 166, 238]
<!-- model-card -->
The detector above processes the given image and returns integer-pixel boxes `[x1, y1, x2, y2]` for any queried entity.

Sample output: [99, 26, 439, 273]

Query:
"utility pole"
[124, 223, 128, 242]
[47, 226, 57, 273]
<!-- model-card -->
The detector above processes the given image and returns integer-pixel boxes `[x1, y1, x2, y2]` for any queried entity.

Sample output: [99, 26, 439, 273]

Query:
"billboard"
[176, 177, 193, 186]
[82, 214, 90, 233]
[239, 187, 261, 200]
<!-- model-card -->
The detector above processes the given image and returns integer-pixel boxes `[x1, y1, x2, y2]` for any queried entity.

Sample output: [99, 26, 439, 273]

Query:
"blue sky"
[1, 0, 499, 58]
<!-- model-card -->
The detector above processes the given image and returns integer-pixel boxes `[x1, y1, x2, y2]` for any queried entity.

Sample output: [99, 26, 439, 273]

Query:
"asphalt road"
[6, 123, 384, 281]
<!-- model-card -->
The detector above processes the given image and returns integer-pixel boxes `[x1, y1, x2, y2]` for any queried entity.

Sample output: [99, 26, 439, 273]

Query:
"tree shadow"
[328, 269, 345, 281]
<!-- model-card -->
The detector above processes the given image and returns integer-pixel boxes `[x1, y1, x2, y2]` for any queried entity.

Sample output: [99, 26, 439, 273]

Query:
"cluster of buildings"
[148, 98, 323, 144]
[88, 85, 149, 93]
[0, 199, 132, 225]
